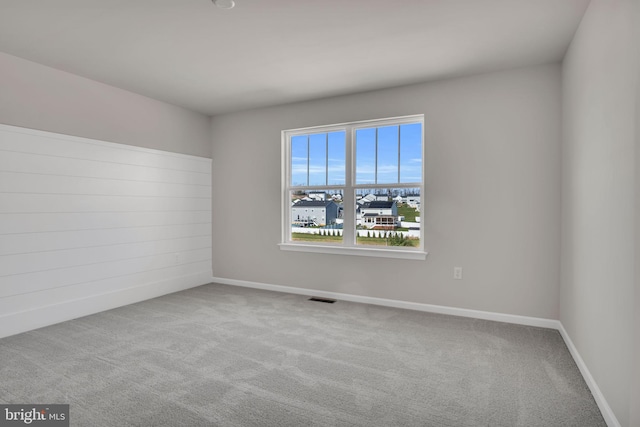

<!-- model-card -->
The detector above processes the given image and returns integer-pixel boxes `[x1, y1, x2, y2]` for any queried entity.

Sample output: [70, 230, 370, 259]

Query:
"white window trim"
[281, 114, 427, 260]
[278, 242, 426, 260]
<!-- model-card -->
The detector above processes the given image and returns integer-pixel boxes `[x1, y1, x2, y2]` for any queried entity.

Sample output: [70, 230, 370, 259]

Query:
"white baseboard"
[211, 276, 620, 427]
[0, 271, 212, 339]
[211, 276, 559, 329]
[557, 323, 621, 427]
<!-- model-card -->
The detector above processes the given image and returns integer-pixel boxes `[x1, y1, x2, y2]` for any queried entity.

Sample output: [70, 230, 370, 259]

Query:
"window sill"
[278, 243, 427, 260]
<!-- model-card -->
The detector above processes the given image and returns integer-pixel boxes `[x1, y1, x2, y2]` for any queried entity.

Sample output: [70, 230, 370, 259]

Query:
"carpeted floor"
[0, 283, 605, 426]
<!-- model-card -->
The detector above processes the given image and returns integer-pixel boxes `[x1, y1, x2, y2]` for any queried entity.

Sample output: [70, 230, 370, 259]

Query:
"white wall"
[0, 52, 211, 158]
[0, 125, 212, 338]
[561, 0, 639, 425]
[211, 64, 562, 320]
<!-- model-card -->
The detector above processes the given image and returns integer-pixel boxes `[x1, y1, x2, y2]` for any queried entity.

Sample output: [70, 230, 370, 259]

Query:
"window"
[281, 115, 425, 260]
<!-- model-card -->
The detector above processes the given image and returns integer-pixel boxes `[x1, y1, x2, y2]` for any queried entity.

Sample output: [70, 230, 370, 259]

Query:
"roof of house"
[292, 200, 335, 207]
[361, 201, 396, 209]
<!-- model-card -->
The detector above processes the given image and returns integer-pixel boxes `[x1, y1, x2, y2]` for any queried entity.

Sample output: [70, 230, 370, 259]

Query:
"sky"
[291, 123, 422, 187]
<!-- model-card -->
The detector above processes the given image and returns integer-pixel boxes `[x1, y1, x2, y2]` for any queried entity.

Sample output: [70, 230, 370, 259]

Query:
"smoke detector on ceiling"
[212, 0, 235, 9]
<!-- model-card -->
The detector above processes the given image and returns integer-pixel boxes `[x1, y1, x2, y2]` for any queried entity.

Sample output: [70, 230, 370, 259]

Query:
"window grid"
[282, 115, 424, 256]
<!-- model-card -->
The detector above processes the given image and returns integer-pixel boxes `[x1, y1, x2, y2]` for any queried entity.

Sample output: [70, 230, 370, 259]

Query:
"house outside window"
[281, 115, 425, 260]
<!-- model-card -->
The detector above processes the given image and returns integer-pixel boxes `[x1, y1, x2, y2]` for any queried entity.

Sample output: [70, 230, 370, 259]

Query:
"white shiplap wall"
[0, 124, 212, 338]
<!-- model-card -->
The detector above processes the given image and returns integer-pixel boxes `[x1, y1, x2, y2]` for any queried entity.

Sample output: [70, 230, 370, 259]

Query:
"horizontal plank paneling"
[0, 151, 210, 186]
[0, 124, 212, 335]
[0, 193, 211, 213]
[0, 236, 212, 277]
[0, 125, 211, 174]
[0, 171, 211, 199]
[0, 261, 212, 316]
[0, 211, 211, 234]
[0, 223, 211, 255]
[0, 248, 212, 297]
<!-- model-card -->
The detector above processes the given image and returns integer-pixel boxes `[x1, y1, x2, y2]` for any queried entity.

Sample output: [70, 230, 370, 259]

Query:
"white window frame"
[280, 114, 426, 260]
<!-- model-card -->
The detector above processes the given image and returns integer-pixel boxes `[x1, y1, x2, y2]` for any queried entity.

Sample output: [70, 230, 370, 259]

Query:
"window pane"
[400, 123, 422, 183]
[291, 135, 308, 186]
[327, 131, 346, 185]
[377, 125, 399, 184]
[308, 133, 327, 186]
[355, 188, 420, 247]
[291, 190, 343, 243]
[355, 128, 376, 184]
[356, 123, 421, 185]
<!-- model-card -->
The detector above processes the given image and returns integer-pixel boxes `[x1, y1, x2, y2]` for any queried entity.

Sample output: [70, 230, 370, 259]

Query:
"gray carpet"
[0, 283, 605, 426]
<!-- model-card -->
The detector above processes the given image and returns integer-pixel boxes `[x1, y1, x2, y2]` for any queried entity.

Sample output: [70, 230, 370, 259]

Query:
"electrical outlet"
[174, 253, 181, 265]
[453, 267, 463, 280]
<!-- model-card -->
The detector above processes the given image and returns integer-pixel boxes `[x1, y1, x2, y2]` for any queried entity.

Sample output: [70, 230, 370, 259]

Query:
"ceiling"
[0, 0, 590, 116]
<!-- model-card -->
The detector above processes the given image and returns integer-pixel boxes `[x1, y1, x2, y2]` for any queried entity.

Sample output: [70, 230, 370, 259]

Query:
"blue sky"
[291, 123, 422, 187]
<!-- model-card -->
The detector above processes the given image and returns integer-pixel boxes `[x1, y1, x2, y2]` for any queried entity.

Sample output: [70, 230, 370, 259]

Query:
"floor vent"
[308, 297, 337, 304]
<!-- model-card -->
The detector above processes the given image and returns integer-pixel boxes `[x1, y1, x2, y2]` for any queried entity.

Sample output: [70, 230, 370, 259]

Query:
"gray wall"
[634, 23, 640, 425]
[561, 0, 639, 425]
[211, 63, 562, 320]
[0, 52, 211, 158]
